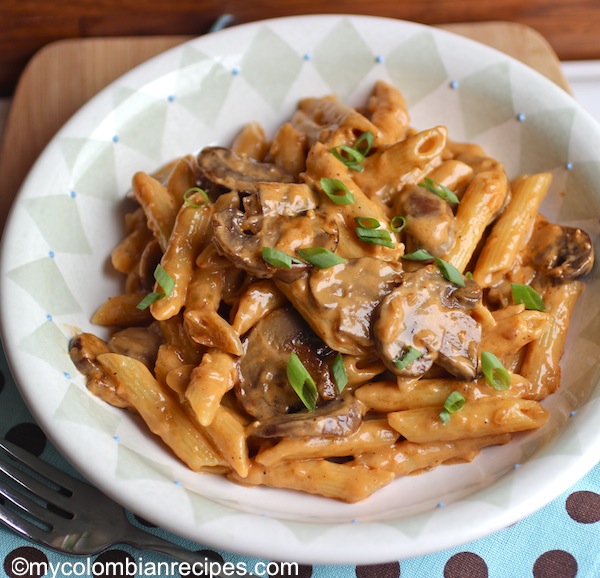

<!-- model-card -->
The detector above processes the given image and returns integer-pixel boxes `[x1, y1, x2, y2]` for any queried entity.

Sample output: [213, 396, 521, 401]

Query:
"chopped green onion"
[330, 145, 365, 171]
[332, 353, 348, 393]
[297, 247, 348, 269]
[434, 257, 465, 287]
[136, 264, 175, 310]
[419, 178, 460, 204]
[511, 283, 546, 311]
[440, 390, 466, 424]
[183, 187, 209, 208]
[354, 216, 380, 229]
[355, 227, 394, 248]
[287, 352, 318, 412]
[465, 271, 475, 280]
[402, 249, 434, 261]
[390, 215, 406, 233]
[481, 351, 511, 391]
[394, 346, 423, 371]
[261, 247, 295, 269]
[354, 131, 374, 156]
[320, 178, 355, 205]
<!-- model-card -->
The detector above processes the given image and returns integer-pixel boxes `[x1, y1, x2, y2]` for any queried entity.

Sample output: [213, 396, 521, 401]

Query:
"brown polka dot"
[533, 550, 577, 578]
[5, 423, 47, 456]
[356, 561, 400, 578]
[93, 549, 136, 577]
[566, 490, 600, 523]
[4, 546, 48, 578]
[444, 552, 488, 578]
[269, 562, 313, 577]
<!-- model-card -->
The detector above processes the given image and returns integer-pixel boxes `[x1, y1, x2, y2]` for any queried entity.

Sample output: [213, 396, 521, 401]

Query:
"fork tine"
[0, 501, 50, 542]
[0, 482, 68, 529]
[0, 439, 83, 493]
[0, 455, 73, 512]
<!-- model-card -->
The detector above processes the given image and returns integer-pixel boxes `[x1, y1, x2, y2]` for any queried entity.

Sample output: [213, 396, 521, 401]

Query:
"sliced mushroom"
[236, 307, 337, 421]
[394, 184, 456, 256]
[249, 392, 365, 438]
[528, 220, 594, 280]
[69, 333, 129, 408]
[373, 264, 482, 379]
[197, 146, 295, 194]
[108, 326, 163, 370]
[212, 186, 339, 282]
[281, 257, 404, 356]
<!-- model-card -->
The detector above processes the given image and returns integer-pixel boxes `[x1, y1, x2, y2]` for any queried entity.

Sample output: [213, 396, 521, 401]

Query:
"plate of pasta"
[1, 14, 600, 565]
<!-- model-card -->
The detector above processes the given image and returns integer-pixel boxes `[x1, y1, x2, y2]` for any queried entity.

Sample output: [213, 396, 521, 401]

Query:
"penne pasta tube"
[268, 122, 308, 176]
[96, 353, 227, 472]
[131, 171, 179, 251]
[254, 419, 399, 467]
[519, 280, 584, 400]
[355, 126, 447, 206]
[231, 121, 269, 160]
[366, 79, 411, 144]
[185, 349, 238, 427]
[231, 460, 395, 503]
[355, 434, 511, 476]
[473, 173, 552, 286]
[165, 155, 200, 206]
[231, 279, 287, 336]
[388, 398, 549, 443]
[91, 292, 152, 327]
[443, 169, 509, 272]
[150, 194, 213, 321]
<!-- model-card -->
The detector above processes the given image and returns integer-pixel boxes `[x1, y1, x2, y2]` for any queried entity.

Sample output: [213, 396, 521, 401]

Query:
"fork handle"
[124, 524, 248, 577]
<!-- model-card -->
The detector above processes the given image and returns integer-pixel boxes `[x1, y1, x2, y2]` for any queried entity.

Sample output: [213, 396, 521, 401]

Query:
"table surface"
[1, 16, 600, 578]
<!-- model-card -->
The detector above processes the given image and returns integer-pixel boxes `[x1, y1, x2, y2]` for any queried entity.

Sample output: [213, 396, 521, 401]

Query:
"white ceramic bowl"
[2, 15, 600, 565]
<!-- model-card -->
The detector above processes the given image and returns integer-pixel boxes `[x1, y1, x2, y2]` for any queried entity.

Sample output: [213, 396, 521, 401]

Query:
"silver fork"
[0, 438, 246, 577]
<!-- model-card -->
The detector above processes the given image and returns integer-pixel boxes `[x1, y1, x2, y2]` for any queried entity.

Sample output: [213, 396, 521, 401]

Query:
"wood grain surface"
[0, 0, 599, 97]
[0, 21, 570, 231]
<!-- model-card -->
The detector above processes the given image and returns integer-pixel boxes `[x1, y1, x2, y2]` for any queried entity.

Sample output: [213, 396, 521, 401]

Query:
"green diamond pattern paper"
[563, 161, 600, 221]
[54, 382, 121, 433]
[312, 19, 374, 100]
[18, 320, 73, 372]
[24, 195, 91, 254]
[386, 31, 447, 106]
[6, 258, 81, 316]
[241, 26, 303, 111]
[176, 46, 233, 126]
[458, 62, 514, 138]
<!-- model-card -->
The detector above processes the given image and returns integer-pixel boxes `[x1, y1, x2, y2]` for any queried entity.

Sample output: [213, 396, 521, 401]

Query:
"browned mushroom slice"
[290, 257, 404, 356]
[197, 146, 295, 193]
[394, 184, 456, 256]
[528, 221, 594, 280]
[373, 264, 482, 379]
[250, 392, 365, 438]
[69, 333, 129, 408]
[212, 207, 338, 282]
[236, 307, 337, 421]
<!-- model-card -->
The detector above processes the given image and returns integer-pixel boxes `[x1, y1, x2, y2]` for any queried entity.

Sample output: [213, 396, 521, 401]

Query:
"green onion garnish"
[297, 247, 348, 269]
[434, 257, 465, 287]
[261, 247, 298, 269]
[481, 351, 511, 391]
[332, 353, 348, 393]
[440, 390, 466, 424]
[465, 271, 475, 280]
[355, 227, 394, 249]
[354, 216, 380, 229]
[394, 346, 423, 371]
[419, 178, 460, 205]
[136, 264, 175, 310]
[320, 178, 355, 205]
[330, 145, 365, 171]
[354, 131, 374, 156]
[511, 283, 546, 311]
[390, 215, 406, 233]
[287, 352, 318, 412]
[402, 249, 434, 261]
[183, 187, 209, 208]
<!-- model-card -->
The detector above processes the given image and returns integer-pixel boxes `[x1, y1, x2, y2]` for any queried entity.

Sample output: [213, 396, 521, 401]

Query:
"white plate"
[2, 15, 600, 565]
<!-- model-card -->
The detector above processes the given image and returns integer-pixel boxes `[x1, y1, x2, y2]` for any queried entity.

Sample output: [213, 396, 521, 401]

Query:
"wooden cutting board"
[0, 21, 570, 231]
